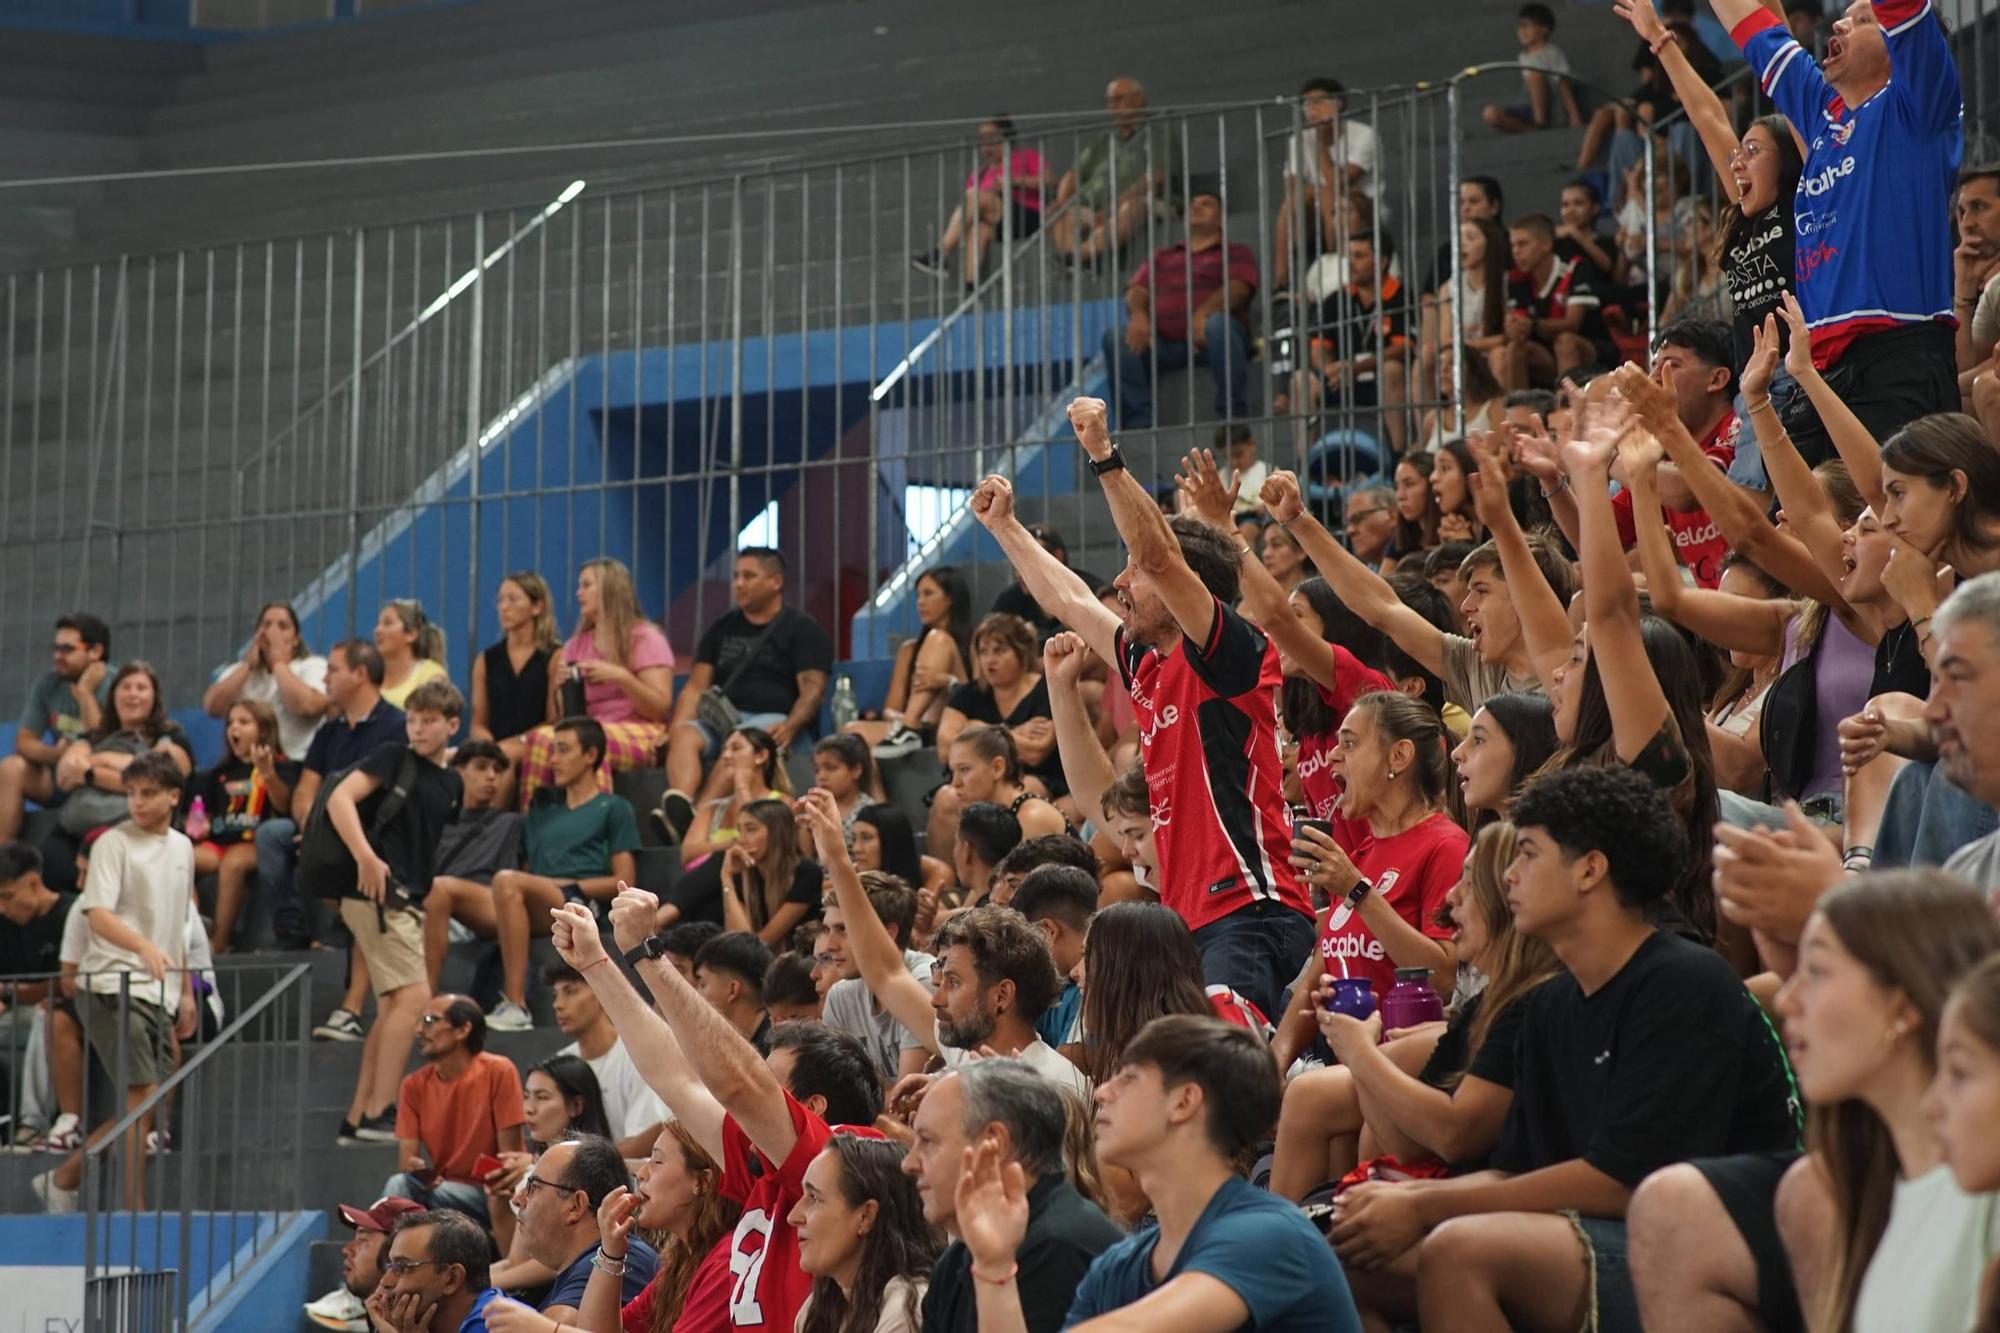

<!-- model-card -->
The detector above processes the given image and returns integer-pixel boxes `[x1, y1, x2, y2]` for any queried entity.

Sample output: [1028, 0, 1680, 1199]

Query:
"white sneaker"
[304, 1284, 368, 1330]
[31, 1169, 78, 1214]
[487, 999, 534, 1032]
[313, 1007, 365, 1042]
[41, 1112, 81, 1152]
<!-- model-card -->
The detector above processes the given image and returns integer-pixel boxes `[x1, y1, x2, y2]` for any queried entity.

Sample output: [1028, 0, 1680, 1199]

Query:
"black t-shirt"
[1313, 281, 1409, 372]
[1507, 257, 1611, 348]
[1419, 983, 1542, 1170]
[1722, 202, 1796, 370]
[944, 678, 1064, 792]
[694, 608, 834, 718]
[0, 892, 76, 978]
[1484, 930, 1801, 1187]
[666, 856, 823, 929]
[1554, 227, 1619, 288]
[1872, 621, 1931, 701]
[433, 807, 524, 884]
[922, 1175, 1123, 1333]
[355, 745, 462, 894]
[991, 576, 1103, 643]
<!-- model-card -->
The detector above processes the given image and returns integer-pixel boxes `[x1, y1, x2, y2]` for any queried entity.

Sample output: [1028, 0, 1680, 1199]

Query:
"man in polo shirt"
[907, 1061, 1121, 1333]
[274, 639, 405, 961]
[1101, 181, 1259, 430]
[302, 1194, 426, 1331]
[1493, 213, 1611, 391]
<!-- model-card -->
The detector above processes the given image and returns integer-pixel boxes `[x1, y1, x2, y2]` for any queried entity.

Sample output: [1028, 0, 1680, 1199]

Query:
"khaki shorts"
[340, 896, 428, 997]
[80, 989, 173, 1089]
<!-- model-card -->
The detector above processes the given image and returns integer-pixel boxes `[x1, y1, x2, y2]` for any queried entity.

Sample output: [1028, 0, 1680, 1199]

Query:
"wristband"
[579, 954, 609, 972]
[1745, 396, 1774, 415]
[1649, 31, 1673, 54]
[971, 1262, 1019, 1285]
[592, 1252, 627, 1276]
[1089, 446, 1128, 477]
[1538, 473, 1570, 500]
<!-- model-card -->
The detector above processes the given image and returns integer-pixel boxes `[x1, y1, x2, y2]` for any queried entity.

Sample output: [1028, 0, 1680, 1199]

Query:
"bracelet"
[1911, 615, 1933, 633]
[970, 1262, 1019, 1285]
[591, 1251, 627, 1276]
[579, 954, 609, 972]
[1744, 396, 1774, 415]
[1538, 474, 1570, 500]
[1235, 541, 1255, 559]
[1649, 32, 1673, 54]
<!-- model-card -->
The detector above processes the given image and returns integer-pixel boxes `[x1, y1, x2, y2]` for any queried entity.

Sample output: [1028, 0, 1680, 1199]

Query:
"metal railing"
[0, 962, 310, 1330]
[85, 1268, 178, 1333]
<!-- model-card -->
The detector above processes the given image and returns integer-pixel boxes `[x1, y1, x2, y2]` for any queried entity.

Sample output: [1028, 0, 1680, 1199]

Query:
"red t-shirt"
[393, 1052, 527, 1182]
[1118, 599, 1312, 934]
[1130, 239, 1261, 342]
[1294, 652, 1397, 821]
[717, 1092, 832, 1330]
[1314, 812, 1468, 998]
[1207, 985, 1274, 1041]
[622, 1235, 733, 1333]
[1612, 410, 1740, 590]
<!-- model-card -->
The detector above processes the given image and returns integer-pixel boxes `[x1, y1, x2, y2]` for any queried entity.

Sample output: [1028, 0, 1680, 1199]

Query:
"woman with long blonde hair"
[516, 557, 676, 805]
[575, 1119, 743, 1333]
[1270, 822, 1561, 1200]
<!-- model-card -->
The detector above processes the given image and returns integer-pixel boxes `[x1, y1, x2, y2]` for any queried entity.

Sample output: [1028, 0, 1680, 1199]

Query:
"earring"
[1388, 769, 1399, 781]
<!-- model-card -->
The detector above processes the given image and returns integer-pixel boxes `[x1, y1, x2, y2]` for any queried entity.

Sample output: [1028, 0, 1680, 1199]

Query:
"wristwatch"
[623, 934, 670, 967]
[1089, 445, 1128, 477]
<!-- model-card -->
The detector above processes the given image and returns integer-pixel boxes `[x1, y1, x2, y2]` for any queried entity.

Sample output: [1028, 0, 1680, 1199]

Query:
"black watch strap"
[1089, 445, 1127, 476]
[623, 935, 667, 967]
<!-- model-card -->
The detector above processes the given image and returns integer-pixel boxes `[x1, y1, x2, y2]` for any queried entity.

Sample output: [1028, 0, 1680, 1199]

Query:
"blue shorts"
[1567, 1213, 1640, 1333]
[686, 711, 791, 762]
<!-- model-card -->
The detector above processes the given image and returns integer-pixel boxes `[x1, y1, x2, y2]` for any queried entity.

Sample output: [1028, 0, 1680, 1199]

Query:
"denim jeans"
[1189, 901, 1318, 1026]
[383, 1173, 490, 1225]
[1102, 312, 1251, 429]
[256, 818, 303, 937]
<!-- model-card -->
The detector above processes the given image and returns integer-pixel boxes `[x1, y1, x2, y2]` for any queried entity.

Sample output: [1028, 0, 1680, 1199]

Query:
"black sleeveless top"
[482, 641, 551, 741]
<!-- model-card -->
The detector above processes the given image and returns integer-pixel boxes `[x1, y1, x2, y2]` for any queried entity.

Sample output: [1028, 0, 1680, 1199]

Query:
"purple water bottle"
[1380, 967, 1445, 1034]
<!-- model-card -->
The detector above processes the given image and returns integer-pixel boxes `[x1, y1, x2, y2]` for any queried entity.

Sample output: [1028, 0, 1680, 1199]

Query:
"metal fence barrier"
[85, 1268, 178, 1333]
[0, 962, 311, 1331]
[5, 7, 2000, 706]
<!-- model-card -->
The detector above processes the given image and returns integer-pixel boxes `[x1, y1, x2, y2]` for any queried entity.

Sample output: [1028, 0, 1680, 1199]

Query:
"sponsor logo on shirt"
[1321, 932, 1387, 962]
[1797, 156, 1856, 198]
[1137, 702, 1182, 746]
[1295, 745, 1336, 784]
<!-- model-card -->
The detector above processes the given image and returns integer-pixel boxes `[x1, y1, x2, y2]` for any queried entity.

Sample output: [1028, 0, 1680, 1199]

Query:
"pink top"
[969, 147, 1045, 212]
[564, 622, 674, 724]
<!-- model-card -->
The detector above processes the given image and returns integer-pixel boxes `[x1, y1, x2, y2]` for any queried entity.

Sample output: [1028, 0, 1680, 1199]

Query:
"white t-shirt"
[1230, 460, 1271, 515]
[1854, 1164, 2000, 1333]
[560, 1037, 668, 1143]
[76, 823, 195, 1012]
[211, 656, 329, 760]
[1284, 121, 1378, 200]
[939, 1036, 1091, 1102]
[1521, 42, 1572, 83]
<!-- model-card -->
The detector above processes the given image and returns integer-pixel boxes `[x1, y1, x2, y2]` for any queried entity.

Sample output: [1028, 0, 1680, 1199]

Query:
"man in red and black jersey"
[1494, 213, 1617, 390]
[970, 397, 1315, 1020]
[548, 892, 881, 1333]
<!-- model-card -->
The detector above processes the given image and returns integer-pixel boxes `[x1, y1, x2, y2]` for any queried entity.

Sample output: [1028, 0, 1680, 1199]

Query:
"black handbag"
[1757, 619, 1825, 804]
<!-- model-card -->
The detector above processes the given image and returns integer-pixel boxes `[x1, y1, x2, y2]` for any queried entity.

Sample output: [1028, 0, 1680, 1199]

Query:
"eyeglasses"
[1344, 508, 1392, 528]
[514, 1175, 575, 1201]
[382, 1258, 451, 1278]
[812, 953, 840, 968]
[50, 642, 81, 655]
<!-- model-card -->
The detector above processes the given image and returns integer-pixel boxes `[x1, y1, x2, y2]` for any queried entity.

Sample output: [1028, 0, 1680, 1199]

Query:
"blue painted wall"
[0, 1210, 317, 1324]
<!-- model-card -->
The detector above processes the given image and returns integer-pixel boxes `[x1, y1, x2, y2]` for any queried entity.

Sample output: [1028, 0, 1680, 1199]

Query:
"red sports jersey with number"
[1293, 649, 1397, 822]
[1118, 598, 1313, 933]
[717, 1092, 831, 1330]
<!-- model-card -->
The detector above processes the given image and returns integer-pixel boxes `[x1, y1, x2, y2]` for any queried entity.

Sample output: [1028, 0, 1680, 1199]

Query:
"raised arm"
[798, 789, 941, 1053]
[1261, 469, 1448, 677]
[1043, 633, 1117, 822]
[1617, 0, 1744, 189]
[1743, 310, 1865, 596]
[550, 899, 727, 1162]
[970, 476, 1122, 667]
[1067, 396, 1220, 650]
[1565, 388, 1671, 760]
[1775, 293, 1885, 509]
[596, 888, 798, 1166]
[1465, 432, 1576, 682]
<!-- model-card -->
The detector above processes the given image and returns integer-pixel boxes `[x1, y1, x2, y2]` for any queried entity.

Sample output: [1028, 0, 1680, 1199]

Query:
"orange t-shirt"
[395, 1051, 527, 1181]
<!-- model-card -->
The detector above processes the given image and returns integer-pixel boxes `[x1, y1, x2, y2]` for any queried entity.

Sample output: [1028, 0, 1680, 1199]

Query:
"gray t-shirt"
[822, 948, 936, 1081]
[19, 671, 106, 747]
[1973, 270, 2000, 352]
[1438, 633, 1543, 712]
[1943, 829, 2000, 896]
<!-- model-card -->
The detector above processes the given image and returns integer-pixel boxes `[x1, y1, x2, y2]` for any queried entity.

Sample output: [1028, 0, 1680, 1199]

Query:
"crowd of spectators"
[8, 2, 2000, 1330]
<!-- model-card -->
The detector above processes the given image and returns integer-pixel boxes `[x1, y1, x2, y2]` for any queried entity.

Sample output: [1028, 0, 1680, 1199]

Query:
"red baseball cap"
[337, 1196, 429, 1233]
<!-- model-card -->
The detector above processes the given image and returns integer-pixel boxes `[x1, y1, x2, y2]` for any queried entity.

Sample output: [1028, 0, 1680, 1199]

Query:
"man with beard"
[302, 1196, 427, 1331]
[970, 398, 1313, 1021]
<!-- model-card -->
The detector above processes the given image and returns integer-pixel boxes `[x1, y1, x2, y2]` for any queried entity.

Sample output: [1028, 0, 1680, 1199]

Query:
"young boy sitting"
[419, 740, 526, 993]
[34, 752, 197, 1213]
[482, 718, 638, 1031]
[328, 679, 465, 1146]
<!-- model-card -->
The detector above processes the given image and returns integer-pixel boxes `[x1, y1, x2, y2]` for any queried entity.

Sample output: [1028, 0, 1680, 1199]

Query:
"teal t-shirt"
[19, 671, 108, 745]
[524, 790, 640, 881]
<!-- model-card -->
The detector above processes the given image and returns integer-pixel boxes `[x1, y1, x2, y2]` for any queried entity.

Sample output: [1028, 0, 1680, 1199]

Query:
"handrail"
[81, 962, 310, 1153]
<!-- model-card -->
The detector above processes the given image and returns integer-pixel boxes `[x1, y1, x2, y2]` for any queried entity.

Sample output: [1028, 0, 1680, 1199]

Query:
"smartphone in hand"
[473, 1154, 504, 1179]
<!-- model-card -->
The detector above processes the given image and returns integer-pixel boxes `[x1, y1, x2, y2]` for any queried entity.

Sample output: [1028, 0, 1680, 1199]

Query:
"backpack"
[296, 749, 421, 907]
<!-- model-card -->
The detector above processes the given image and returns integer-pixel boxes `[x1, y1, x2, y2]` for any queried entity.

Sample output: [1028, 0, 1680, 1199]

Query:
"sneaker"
[334, 1118, 361, 1146]
[313, 1007, 364, 1042]
[488, 999, 534, 1032]
[145, 1129, 173, 1154]
[31, 1169, 78, 1214]
[304, 1285, 368, 1331]
[655, 789, 697, 845]
[42, 1113, 80, 1153]
[351, 1110, 398, 1144]
[910, 249, 947, 277]
[871, 724, 924, 760]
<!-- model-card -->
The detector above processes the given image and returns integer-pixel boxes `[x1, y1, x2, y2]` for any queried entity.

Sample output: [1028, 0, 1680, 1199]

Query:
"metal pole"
[466, 212, 487, 673]
[1447, 79, 1466, 440]
[346, 231, 367, 636]
[1643, 132, 1658, 354]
